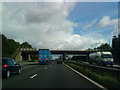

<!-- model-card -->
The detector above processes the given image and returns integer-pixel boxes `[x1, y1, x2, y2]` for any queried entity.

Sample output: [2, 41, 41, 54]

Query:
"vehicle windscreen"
[102, 54, 112, 58]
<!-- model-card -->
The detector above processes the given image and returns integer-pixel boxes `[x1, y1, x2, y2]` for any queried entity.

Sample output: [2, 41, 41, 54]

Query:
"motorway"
[2, 61, 103, 89]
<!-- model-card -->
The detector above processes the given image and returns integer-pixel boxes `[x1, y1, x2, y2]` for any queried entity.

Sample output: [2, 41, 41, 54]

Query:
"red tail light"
[2, 65, 9, 67]
[38, 58, 41, 60]
[45, 58, 48, 60]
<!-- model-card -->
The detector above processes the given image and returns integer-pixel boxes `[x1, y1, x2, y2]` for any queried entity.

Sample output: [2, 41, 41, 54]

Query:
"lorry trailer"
[89, 51, 114, 66]
[38, 49, 52, 64]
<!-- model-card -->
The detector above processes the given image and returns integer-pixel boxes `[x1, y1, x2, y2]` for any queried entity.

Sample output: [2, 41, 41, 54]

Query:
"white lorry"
[89, 51, 114, 66]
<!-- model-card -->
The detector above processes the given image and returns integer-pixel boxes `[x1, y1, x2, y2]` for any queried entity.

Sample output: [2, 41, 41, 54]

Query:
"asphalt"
[2, 61, 102, 89]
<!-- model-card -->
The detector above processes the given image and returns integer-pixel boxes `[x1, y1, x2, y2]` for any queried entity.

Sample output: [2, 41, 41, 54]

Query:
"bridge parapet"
[20, 48, 38, 51]
[20, 48, 88, 52]
[20, 48, 110, 52]
[19, 48, 98, 61]
[50, 49, 84, 52]
[19, 48, 97, 54]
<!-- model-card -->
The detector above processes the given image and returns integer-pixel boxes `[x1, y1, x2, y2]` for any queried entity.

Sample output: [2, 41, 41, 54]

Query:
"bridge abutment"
[22, 54, 29, 61]
[63, 53, 67, 61]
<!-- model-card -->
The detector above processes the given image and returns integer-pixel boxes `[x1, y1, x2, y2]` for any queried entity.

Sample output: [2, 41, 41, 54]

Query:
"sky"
[1, 1, 119, 50]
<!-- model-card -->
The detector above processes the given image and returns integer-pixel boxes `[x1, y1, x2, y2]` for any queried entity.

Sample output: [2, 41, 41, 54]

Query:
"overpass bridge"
[15, 48, 96, 61]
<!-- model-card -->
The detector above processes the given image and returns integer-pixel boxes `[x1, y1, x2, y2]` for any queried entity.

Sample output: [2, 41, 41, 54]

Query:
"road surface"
[2, 61, 102, 89]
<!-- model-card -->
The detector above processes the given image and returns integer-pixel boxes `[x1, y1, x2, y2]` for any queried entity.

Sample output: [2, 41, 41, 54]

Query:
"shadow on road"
[28, 63, 39, 65]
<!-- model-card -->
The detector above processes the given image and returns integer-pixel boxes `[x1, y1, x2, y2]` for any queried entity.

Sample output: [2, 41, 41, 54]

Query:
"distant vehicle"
[2, 58, 21, 78]
[38, 49, 52, 64]
[56, 59, 63, 64]
[89, 51, 114, 66]
[56, 56, 63, 64]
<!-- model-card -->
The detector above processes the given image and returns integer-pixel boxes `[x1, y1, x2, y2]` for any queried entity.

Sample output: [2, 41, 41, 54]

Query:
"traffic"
[2, 49, 119, 79]
[89, 51, 114, 66]
[2, 58, 21, 78]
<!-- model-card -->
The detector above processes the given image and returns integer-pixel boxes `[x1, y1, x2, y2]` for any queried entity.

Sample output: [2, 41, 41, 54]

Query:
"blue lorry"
[38, 49, 52, 64]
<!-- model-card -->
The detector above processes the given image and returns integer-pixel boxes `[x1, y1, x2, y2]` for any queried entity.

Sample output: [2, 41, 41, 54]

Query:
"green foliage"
[86, 43, 112, 51]
[112, 35, 120, 64]
[2, 34, 32, 58]
[71, 56, 87, 61]
[2, 34, 20, 58]
[20, 42, 32, 48]
[96, 43, 112, 50]
[71, 56, 78, 61]
[66, 62, 119, 89]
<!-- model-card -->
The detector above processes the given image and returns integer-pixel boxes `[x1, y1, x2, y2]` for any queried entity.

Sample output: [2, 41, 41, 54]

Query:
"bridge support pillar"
[63, 53, 67, 61]
[22, 54, 28, 61]
[14, 50, 22, 61]
[28, 54, 32, 61]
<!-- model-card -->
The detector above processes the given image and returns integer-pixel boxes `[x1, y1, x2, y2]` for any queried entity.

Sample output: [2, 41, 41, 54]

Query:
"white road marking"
[64, 64, 108, 90]
[30, 74, 37, 79]
[45, 67, 47, 69]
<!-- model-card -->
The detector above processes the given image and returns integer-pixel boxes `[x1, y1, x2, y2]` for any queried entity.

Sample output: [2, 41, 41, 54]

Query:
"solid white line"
[64, 64, 108, 90]
[30, 74, 37, 79]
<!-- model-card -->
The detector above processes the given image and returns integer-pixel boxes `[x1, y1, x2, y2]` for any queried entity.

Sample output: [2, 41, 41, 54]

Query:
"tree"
[20, 42, 32, 48]
[112, 35, 120, 64]
[96, 43, 112, 51]
[2, 34, 20, 58]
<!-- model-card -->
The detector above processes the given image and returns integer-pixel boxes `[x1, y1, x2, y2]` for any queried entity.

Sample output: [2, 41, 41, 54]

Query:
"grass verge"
[65, 62, 120, 89]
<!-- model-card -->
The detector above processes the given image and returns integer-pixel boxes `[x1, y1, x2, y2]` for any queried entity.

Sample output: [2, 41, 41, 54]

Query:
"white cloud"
[0, 3, 2, 33]
[2, 2, 107, 50]
[83, 19, 97, 30]
[2, 0, 120, 2]
[83, 24, 92, 30]
[97, 16, 118, 28]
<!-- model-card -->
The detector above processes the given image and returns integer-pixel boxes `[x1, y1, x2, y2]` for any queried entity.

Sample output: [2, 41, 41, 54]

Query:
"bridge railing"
[20, 48, 85, 51]
[20, 48, 38, 51]
[20, 48, 110, 52]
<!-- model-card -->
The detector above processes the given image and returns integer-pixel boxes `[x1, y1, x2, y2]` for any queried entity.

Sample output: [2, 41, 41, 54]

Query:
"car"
[56, 59, 63, 64]
[2, 58, 21, 78]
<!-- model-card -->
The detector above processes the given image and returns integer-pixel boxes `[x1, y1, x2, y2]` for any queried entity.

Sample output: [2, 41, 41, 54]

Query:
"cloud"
[2, 2, 107, 50]
[83, 16, 118, 30]
[83, 19, 97, 30]
[95, 16, 119, 37]
[97, 16, 118, 28]
[0, 3, 2, 33]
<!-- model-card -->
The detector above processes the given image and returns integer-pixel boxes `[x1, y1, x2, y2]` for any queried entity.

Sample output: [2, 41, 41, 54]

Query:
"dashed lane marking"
[45, 67, 47, 69]
[30, 74, 37, 79]
[21, 65, 37, 70]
